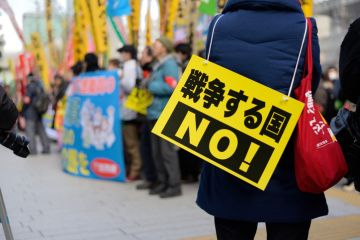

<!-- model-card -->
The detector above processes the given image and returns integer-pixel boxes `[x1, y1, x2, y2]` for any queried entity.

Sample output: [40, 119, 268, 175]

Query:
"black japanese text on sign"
[152, 55, 304, 190]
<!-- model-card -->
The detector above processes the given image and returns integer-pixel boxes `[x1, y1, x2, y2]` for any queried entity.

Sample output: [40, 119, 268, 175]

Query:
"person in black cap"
[117, 45, 143, 182]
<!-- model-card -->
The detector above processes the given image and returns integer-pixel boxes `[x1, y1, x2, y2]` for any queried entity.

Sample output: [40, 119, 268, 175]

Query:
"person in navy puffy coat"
[196, 0, 327, 239]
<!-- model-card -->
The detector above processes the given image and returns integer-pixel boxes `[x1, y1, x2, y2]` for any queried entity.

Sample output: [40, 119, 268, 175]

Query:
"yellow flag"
[145, 1, 152, 46]
[8, 59, 15, 82]
[159, 0, 168, 35]
[88, 0, 108, 53]
[176, 0, 187, 26]
[73, 0, 90, 61]
[165, 0, 180, 40]
[45, 0, 58, 67]
[128, 0, 141, 46]
[301, 0, 313, 17]
[30, 33, 50, 91]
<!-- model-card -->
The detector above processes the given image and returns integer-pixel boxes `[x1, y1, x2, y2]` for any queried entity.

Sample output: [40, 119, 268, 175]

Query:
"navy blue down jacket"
[196, 0, 328, 222]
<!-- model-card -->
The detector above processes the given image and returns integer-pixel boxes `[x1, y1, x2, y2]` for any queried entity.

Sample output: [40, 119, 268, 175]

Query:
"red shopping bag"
[294, 19, 348, 193]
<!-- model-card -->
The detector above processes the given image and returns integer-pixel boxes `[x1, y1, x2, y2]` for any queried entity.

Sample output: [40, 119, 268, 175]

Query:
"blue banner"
[62, 71, 126, 182]
[107, 0, 132, 17]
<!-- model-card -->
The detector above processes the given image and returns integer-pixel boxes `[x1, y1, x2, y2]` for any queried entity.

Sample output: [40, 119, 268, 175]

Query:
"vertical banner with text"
[88, 0, 108, 54]
[73, 0, 90, 61]
[152, 55, 304, 190]
[30, 33, 50, 91]
[62, 71, 126, 182]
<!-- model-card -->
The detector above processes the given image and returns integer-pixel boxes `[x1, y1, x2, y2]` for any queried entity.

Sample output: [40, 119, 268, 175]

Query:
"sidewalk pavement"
[0, 145, 359, 240]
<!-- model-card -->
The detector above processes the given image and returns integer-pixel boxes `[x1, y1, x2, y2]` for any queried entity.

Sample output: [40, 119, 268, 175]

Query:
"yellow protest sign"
[125, 88, 154, 115]
[152, 55, 304, 190]
[301, 0, 313, 17]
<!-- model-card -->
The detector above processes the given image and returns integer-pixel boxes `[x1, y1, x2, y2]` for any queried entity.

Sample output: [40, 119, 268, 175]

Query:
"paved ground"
[0, 144, 359, 240]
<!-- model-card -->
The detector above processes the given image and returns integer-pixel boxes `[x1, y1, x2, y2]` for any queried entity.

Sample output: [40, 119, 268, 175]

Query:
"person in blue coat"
[147, 37, 183, 198]
[196, 0, 327, 239]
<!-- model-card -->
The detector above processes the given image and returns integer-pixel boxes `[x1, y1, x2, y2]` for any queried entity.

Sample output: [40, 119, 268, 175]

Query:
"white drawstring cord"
[286, 18, 308, 99]
[204, 14, 224, 65]
[204, 15, 308, 103]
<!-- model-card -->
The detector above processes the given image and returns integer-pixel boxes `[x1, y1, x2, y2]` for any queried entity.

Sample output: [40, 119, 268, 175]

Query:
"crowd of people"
[1, 29, 357, 201]
[2, 36, 204, 199]
[0, 0, 359, 238]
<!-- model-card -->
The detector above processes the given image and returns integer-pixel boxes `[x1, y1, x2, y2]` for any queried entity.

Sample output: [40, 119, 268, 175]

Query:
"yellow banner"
[159, 0, 168, 35]
[45, 0, 58, 67]
[88, 0, 108, 53]
[30, 33, 50, 90]
[152, 55, 304, 190]
[73, 0, 90, 61]
[301, 0, 313, 17]
[176, 0, 187, 26]
[165, 0, 180, 40]
[145, 2, 152, 46]
[128, 0, 141, 46]
[125, 88, 154, 115]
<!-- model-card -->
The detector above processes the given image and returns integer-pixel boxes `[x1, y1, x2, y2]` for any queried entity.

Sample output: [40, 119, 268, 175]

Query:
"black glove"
[0, 132, 30, 158]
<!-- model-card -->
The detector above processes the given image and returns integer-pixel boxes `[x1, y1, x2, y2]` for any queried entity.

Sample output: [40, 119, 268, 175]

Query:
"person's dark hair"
[27, 72, 36, 82]
[71, 61, 83, 76]
[109, 58, 120, 68]
[175, 43, 192, 59]
[198, 49, 206, 59]
[84, 53, 100, 72]
[144, 46, 153, 57]
[54, 74, 64, 82]
[117, 45, 137, 60]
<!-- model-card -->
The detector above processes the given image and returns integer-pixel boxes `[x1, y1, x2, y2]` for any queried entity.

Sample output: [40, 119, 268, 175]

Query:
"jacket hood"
[223, 0, 303, 13]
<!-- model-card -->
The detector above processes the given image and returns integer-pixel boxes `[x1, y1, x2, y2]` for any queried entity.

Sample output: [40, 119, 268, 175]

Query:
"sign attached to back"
[152, 55, 304, 190]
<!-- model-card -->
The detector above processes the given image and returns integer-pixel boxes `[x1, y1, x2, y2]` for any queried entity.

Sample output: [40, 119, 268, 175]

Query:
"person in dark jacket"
[196, 0, 326, 239]
[339, 17, 360, 104]
[0, 85, 18, 131]
[331, 17, 360, 192]
[23, 73, 50, 155]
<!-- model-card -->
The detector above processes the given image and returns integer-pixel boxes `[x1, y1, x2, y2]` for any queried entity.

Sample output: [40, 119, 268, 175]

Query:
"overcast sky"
[0, 0, 67, 54]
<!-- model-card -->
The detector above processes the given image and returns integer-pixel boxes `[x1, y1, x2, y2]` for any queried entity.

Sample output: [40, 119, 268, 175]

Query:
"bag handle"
[205, 15, 309, 98]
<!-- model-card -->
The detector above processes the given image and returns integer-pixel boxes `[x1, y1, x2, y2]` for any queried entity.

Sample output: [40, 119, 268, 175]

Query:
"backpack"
[34, 86, 51, 115]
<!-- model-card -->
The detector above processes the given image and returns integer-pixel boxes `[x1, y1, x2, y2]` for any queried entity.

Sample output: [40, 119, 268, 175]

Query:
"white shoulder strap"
[206, 15, 308, 98]
[206, 14, 224, 62]
[287, 19, 308, 97]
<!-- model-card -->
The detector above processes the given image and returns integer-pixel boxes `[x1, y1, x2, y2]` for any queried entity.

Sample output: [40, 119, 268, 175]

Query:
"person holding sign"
[147, 37, 182, 198]
[196, 0, 327, 239]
